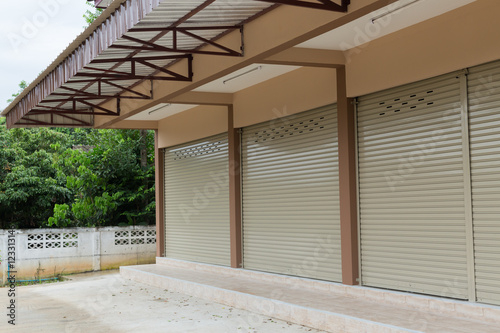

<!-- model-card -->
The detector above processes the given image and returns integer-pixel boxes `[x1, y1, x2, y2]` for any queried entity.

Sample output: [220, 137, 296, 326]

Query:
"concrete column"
[337, 66, 359, 285]
[228, 105, 242, 268]
[154, 129, 165, 258]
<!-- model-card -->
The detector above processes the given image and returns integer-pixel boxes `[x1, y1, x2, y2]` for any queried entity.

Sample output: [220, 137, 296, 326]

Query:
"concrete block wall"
[0, 226, 156, 283]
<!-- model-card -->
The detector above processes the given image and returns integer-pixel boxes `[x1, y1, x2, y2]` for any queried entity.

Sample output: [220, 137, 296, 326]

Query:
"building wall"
[346, 0, 500, 97]
[157, 105, 228, 148]
[233, 67, 337, 128]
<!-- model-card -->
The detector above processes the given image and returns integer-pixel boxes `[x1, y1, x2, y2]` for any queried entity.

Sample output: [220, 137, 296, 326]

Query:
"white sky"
[0, 0, 91, 113]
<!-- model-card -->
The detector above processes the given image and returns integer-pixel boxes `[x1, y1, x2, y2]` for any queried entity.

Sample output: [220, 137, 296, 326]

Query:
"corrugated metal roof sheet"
[3, 0, 276, 128]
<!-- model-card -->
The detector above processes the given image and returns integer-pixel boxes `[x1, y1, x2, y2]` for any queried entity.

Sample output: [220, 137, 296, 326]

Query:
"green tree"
[6, 80, 27, 104]
[0, 123, 72, 228]
[48, 129, 155, 228]
[83, 2, 103, 26]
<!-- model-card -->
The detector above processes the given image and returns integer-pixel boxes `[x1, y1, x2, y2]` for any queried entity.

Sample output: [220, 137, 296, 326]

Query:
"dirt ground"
[0, 270, 328, 333]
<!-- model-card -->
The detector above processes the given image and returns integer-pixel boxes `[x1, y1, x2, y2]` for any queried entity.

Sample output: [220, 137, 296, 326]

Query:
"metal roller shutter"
[164, 133, 230, 266]
[469, 60, 500, 306]
[357, 73, 469, 299]
[242, 105, 342, 282]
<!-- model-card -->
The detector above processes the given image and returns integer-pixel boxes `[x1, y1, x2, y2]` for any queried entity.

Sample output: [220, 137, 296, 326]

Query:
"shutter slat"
[469, 60, 500, 306]
[164, 133, 230, 266]
[242, 105, 342, 282]
[358, 73, 469, 299]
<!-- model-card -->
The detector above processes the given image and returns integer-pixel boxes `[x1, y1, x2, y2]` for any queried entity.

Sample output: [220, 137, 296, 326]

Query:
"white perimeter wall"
[0, 226, 156, 283]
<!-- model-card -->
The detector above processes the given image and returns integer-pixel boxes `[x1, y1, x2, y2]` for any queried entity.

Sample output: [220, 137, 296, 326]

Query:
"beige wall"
[157, 67, 337, 147]
[234, 67, 337, 128]
[346, 0, 500, 97]
[158, 105, 228, 148]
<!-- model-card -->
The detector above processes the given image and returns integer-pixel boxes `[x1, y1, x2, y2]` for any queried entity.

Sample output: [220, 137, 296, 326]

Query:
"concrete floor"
[0, 270, 327, 333]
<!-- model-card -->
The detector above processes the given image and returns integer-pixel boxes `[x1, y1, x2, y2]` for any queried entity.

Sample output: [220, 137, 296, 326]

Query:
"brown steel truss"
[113, 26, 244, 57]
[71, 54, 193, 84]
[18, 114, 93, 127]
[30, 54, 193, 123]
[8, 0, 256, 127]
[256, 0, 349, 12]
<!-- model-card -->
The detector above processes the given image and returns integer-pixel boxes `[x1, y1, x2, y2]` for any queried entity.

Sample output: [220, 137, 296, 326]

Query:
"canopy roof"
[2, 0, 349, 128]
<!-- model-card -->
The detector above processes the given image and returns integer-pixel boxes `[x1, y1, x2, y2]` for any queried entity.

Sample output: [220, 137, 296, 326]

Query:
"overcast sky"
[0, 0, 91, 113]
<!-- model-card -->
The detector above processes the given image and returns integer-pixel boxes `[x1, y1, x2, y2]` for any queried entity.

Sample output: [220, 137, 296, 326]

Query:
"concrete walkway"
[0, 270, 327, 333]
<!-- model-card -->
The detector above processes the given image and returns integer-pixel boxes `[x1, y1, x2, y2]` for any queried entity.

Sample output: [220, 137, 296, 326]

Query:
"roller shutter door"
[469, 61, 500, 305]
[358, 74, 469, 298]
[242, 105, 342, 282]
[164, 133, 230, 266]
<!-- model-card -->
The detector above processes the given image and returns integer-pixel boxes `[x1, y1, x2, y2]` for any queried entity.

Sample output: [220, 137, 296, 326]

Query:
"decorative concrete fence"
[0, 226, 156, 284]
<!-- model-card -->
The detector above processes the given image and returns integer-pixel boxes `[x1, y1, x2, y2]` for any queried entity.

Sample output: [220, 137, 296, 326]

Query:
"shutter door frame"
[469, 60, 500, 306]
[163, 133, 231, 266]
[357, 72, 472, 299]
[242, 104, 342, 282]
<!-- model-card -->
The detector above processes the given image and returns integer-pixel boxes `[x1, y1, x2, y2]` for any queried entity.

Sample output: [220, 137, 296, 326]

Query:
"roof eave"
[1, 0, 128, 118]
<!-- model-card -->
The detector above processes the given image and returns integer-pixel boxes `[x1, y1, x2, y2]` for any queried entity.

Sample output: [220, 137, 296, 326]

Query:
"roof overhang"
[2, 0, 351, 128]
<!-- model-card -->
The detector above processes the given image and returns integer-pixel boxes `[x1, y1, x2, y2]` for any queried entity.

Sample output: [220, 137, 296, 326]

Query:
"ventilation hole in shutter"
[411, 106, 417, 109]
[427, 102, 434, 106]
[410, 94, 417, 97]
[394, 98, 400, 101]
[250, 115, 328, 142]
[418, 98, 425, 101]
[394, 110, 400, 113]
[386, 106, 392, 109]
[379, 113, 385, 116]
[427, 90, 434, 94]
[402, 102, 408, 105]
[172, 141, 223, 159]
[379, 102, 385, 105]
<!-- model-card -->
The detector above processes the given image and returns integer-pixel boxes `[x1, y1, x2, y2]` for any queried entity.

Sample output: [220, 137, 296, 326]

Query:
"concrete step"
[120, 259, 500, 333]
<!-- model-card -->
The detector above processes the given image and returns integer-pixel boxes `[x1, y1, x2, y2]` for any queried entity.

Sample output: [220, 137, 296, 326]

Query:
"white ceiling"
[128, 103, 199, 121]
[298, 0, 476, 50]
[194, 64, 300, 93]
[129, 64, 300, 121]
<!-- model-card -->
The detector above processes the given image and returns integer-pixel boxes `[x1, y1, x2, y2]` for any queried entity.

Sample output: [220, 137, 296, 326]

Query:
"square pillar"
[154, 129, 165, 257]
[337, 66, 359, 285]
[228, 105, 242, 268]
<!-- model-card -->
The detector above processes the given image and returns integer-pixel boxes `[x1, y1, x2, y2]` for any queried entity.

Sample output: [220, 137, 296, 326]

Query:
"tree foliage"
[1, 91, 155, 229]
[83, 2, 104, 27]
[6, 80, 27, 104]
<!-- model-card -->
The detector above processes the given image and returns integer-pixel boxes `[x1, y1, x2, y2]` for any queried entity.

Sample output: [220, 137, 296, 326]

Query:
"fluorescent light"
[148, 103, 171, 115]
[371, 0, 421, 24]
[223, 66, 262, 85]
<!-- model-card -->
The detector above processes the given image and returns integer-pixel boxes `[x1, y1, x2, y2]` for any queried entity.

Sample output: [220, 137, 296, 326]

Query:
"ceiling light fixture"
[371, 0, 421, 24]
[223, 66, 262, 85]
[148, 103, 171, 115]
